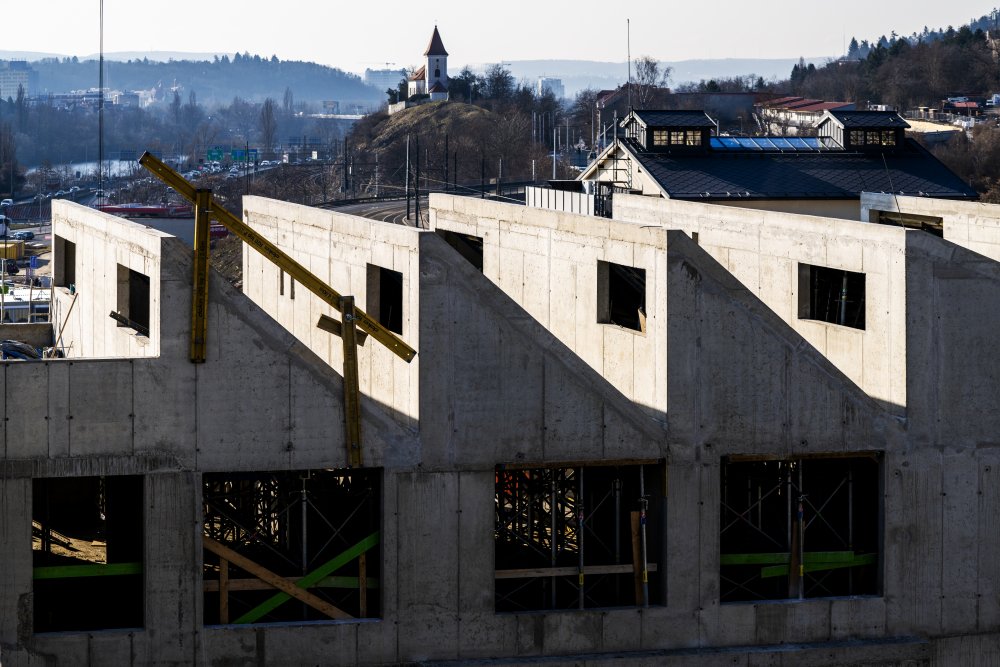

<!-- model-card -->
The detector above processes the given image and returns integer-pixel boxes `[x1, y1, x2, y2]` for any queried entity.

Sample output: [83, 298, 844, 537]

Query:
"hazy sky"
[5, 1, 996, 73]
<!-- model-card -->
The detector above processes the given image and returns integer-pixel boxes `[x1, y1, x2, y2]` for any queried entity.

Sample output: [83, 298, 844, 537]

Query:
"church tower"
[424, 26, 449, 101]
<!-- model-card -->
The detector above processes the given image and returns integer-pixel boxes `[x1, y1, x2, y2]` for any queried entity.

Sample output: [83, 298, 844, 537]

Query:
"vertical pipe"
[444, 134, 449, 191]
[838, 272, 849, 325]
[639, 464, 650, 607]
[405, 135, 410, 219]
[480, 155, 485, 199]
[848, 464, 854, 594]
[578, 467, 585, 610]
[614, 476, 621, 602]
[300, 479, 308, 576]
[552, 127, 557, 179]
[798, 464, 805, 600]
[550, 471, 557, 609]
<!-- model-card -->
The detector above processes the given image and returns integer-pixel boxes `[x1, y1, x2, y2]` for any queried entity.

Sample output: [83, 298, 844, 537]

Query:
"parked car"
[12, 231, 34, 240]
[0, 199, 12, 207]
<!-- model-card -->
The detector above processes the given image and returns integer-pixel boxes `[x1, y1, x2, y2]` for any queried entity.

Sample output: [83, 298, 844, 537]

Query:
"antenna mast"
[627, 18, 631, 109]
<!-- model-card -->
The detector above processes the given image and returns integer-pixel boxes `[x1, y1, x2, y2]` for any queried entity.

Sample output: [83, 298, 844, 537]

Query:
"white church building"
[405, 26, 449, 102]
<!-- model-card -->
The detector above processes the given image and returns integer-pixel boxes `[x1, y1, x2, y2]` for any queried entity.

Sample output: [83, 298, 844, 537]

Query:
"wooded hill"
[27, 54, 383, 108]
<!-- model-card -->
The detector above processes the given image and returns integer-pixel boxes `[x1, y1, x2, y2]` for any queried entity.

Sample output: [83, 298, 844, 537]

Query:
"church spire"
[424, 25, 449, 56]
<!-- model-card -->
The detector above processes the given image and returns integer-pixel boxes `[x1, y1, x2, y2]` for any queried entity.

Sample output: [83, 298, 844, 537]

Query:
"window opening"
[720, 455, 881, 602]
[874, 210, 943, 237]
[54, 235, 75, 288]
[366, 264, 403, 335]
[33, 476, 144, 632]
[798, 263, 865, 330]
[494, 462, 664, 611]
[437, 230, 484, 271]
[202, 469, 381, 625]
[115, 264, 151, 335]
[597, 260, 646, 332]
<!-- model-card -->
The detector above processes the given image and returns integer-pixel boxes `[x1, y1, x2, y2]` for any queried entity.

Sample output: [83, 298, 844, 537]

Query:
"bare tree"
[633, 56, 672, 108]
[259, 98, 278, 158]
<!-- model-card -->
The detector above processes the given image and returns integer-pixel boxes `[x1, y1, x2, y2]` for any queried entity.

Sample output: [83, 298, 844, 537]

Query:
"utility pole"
[444, 134, 449, 192]
[552, 127, 557, 179]
[480, 154, 485, 199]
[414, 135, 420, 226]
[405, 134, 410, 220]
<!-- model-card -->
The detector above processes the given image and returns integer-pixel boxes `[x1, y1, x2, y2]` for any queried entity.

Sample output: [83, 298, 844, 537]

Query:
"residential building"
[578, 109, 976, 219]
[0, 60, 34, 100]
[537, 76, 565, 99]
[364, 67, 407, 93]
[755, 96, 855, 134]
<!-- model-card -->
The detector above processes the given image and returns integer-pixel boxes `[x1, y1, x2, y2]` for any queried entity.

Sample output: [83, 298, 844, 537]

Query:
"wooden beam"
[341, 296, 363, 467]
[203, 537, 352, 621]
[219, 556, 229, 624]
[631, 511, 644, 605]
[190, 189, 212, 363]
[317, 314, 368, 345]
[138, 152, 416, 363]
[204, 576, 380, 592]
[358, 552, 368, 618]
[234, 531, 379, 624]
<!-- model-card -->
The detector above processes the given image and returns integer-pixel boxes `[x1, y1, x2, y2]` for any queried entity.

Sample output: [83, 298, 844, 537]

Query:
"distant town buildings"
[536, 77, 565, 99]
[364, 67, 407, 93]
[0, 60, 35, 100]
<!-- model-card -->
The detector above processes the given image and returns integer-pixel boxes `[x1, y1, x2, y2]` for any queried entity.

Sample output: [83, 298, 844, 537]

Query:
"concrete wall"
[613, 194, 907, 415]
[709, 197, 860, 220]
[431, 193, 669, 421]
[8, 194, 1000, 665]
[862, 192, 1000, 261]
[242, 196, 421, 427]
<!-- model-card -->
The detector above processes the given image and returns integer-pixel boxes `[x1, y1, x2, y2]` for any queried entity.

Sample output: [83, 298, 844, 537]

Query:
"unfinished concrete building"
[3, 181, 1000, 665]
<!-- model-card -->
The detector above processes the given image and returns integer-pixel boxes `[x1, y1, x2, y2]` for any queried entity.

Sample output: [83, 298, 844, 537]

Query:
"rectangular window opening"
[202, 468, 382, 625]
[874, 210, 943, 237]
[366, 264, 403, 335]
[495, 462, 665, 612]
[720, 454, 882, 602]
[116, 264, 151, 335]
[54, 235, 75, 288]
[437, 230, 484, 272]
[797, 263, 865, 330]
[597, 260, 646, 332]
[33, 475, 145, 633]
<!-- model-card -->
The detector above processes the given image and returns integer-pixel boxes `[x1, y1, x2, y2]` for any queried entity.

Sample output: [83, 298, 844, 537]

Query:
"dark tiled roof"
[827, 110, 910, 128]
[424, 26, 449, 56]
[409, 65, 426, 81]
[631, 110, 715, 128]
[626, 139, 977, 200]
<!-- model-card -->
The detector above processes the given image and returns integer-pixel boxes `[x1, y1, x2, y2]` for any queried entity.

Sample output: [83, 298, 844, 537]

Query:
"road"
[329, 197, 430, 227]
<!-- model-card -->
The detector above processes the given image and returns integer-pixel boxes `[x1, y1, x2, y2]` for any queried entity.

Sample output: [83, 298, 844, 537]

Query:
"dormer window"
[849, 130, 896, 147]
[651, 129, 702, 147]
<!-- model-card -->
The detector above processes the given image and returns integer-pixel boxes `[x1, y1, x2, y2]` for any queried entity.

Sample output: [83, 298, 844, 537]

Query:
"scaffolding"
[494, 462, 663, 612]
[202, 469, 380, 624]
[720, 454, 881, 602]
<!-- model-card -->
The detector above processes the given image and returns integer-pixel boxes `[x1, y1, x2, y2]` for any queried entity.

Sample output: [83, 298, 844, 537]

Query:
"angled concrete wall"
[612, 193, 907, 415]
[242, 196, 420, 428]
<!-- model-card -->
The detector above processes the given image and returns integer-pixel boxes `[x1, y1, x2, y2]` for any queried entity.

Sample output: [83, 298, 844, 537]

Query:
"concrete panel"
[264, 623, 359, 666]
[829, 597, 885, 640]
[133, 358, 196, 464]
[199, 627, 259, 665]
[540, 611, 603, 655]
[940, 451, 979, 634]
[754, 599, 831, 645]
[978, 449, 1000, 631]
[46, 361, 71, 459]
[883, 451, 943, 636]
[0, 477, 31, 645]
[396, 472, 459, 661]
[5, 363, 47, 459]
[68, 361, 134, 456]
[139, 472, 199, 666]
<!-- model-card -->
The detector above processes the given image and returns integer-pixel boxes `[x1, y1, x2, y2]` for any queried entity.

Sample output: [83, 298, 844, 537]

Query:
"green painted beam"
[33, 562, 142, 579]
[720, 551, 864, 566]
[760, 553, 876, 579]
[233, 531, 379, 624]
